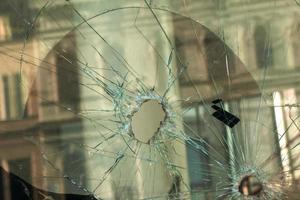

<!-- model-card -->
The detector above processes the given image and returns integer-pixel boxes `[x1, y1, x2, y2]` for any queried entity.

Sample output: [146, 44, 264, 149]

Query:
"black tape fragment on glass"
[211, 99, 240, 128]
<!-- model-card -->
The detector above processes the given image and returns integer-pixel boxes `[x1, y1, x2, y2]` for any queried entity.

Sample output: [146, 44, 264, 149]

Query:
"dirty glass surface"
[1, 0, 300, 199]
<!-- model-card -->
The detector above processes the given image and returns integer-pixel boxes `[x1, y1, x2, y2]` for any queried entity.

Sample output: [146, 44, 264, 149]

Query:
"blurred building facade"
[0, 0, 300, 200]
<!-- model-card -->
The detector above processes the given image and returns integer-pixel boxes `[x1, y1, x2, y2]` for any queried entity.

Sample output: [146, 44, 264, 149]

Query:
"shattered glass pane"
[1, 0, 300, 199]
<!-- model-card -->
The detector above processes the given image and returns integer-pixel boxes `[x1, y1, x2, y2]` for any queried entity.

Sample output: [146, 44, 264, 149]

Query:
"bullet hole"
[131, 99, 166, 144]
[239, 175, 263, 197]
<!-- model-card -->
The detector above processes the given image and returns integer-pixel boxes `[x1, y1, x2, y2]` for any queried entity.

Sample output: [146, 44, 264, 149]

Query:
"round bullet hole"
[131, 99, 166, 144]
[239, 175, 263, 196]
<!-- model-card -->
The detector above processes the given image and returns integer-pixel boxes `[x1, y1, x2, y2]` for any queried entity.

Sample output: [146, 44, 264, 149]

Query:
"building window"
[0, 0, 32, 40]
[186, 138, 211, 188]
[0, 73, 24, 120]
[0, 16, 11, 41]
[56, 34, 80, 112]
[254, 25, 273, 68]
[292, 22, 300, 67]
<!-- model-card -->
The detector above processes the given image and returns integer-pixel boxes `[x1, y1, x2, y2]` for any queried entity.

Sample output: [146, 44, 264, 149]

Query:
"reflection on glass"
[0, 0, 300, 200]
